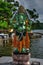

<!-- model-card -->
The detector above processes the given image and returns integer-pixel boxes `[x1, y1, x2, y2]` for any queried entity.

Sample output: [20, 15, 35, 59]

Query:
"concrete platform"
[0, 57, 13, 63]
[0, 56, 43, 65]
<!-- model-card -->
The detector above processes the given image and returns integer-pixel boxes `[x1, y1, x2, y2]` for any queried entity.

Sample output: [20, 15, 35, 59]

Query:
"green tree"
[26, 9, 39, 21]
[14, 1, 19, 7]
[26, 8, 40, 29]
[0, 0, 13, 29]
[0, 0, 19, 30]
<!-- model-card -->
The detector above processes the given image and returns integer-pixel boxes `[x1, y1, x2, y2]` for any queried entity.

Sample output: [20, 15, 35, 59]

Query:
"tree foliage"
[26, 9, 39, 20]
[0, 0, 13, 29]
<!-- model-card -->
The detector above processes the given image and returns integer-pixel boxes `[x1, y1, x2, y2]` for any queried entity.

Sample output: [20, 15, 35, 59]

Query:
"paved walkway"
[30, 58, 43, 65]
[0, 56, 43, 65]
[0, 57, 13, 63]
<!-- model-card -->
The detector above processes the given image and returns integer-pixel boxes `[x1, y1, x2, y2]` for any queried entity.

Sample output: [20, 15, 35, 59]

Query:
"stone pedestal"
[12, 53, 30, 65]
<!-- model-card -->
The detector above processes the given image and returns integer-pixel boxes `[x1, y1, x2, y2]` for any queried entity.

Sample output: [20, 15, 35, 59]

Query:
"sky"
[15, 0, 43, 23]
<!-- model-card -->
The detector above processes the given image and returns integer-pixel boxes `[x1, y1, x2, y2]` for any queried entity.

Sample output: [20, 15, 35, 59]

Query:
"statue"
[10, 5, 31, 53]
[10, 5, 32, 65]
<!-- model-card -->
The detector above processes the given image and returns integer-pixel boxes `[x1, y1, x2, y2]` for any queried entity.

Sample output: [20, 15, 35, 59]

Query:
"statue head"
[18, 5, 26, 13]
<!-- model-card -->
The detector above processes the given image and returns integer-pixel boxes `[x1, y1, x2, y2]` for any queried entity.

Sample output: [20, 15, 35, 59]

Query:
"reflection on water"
[31, 34, 43, 59]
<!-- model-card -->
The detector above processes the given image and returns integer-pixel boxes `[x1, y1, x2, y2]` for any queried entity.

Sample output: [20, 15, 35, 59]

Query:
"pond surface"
[31, 30, 43, 59]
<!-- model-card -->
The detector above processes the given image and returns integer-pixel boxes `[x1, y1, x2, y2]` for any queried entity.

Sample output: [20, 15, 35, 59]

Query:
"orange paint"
[25, 32, 30, 48]
[13, 35, 17, 47]
[17, 40, 19, 51]
[13, 31, 30, 53]
[20, 41, 22, 52]
[22, 36, 25, 48]
[17, 41, 22, 52]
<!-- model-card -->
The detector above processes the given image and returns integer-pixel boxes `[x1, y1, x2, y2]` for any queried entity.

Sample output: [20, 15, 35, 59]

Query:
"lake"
[31, 30, 43, 59]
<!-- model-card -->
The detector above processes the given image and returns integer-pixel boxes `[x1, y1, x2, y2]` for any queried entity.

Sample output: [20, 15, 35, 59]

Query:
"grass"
[0, 46, 13, 57]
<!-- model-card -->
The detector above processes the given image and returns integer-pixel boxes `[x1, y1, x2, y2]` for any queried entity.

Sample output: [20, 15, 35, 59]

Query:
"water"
[31, 30, 43, 59]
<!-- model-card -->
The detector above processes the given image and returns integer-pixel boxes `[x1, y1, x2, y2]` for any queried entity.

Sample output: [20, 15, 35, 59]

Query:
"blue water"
[31, 30, 43, 59]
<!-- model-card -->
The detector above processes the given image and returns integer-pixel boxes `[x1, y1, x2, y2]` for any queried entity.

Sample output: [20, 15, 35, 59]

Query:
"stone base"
[12, 53, 30, 65]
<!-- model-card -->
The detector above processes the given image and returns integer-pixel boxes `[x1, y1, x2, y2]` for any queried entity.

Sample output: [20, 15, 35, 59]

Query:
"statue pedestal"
[12, 53, 30, 65]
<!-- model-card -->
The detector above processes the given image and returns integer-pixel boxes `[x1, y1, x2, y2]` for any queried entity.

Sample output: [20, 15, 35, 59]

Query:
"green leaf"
[18, 27, 23, 32]
[13, 48, 19, 53]
[21, 48, 26, 53]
